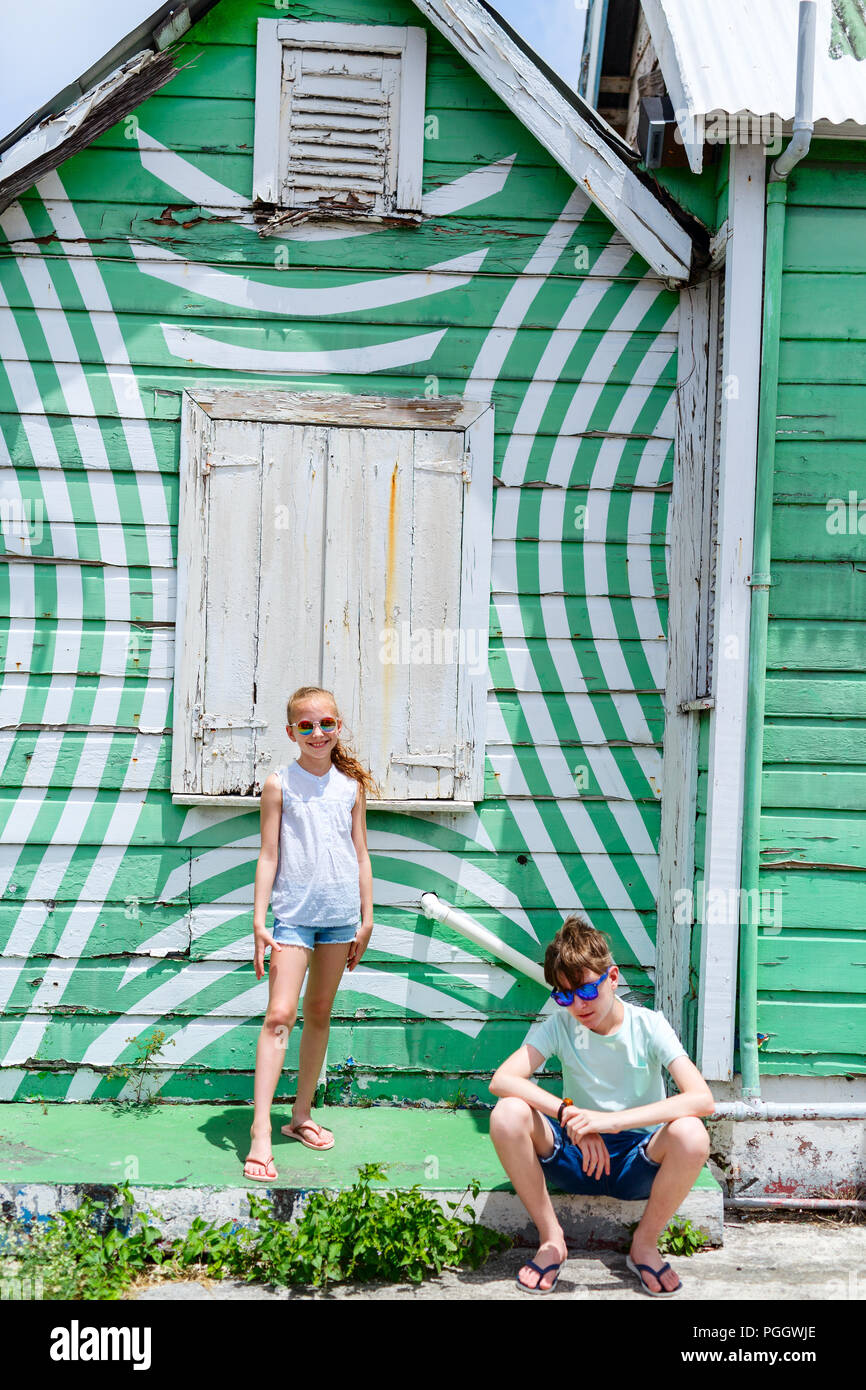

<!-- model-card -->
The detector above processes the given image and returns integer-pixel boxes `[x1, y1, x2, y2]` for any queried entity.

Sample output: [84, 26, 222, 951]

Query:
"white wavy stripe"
[0, 281, 73, 553]
[491, 271, 665, 905]
[460, 188, 653, 966]
[1, 753, 159, 1067]
[134, 129, 516, 235]
[159, 832, 537, 942]
[499, 241, 637, 485]
[629, 392, 678, 681]
[578, 297, 677, 748]
[487, 686, 655, 961]
[40, 172, 171, 541]
[161, 322, 446, 373]
[0, 565, 35, 780]
[15, 176, 185, 1093]
[65, 958, 487, 1098]
[129, 241, 489, 315]
[464, 187, 592, 402]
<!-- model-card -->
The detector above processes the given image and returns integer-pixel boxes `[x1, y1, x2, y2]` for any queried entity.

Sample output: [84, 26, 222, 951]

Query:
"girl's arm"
[347, 783, 373, 972]
[562, 1055, 716, 1140]
[252, 773, 282, 981]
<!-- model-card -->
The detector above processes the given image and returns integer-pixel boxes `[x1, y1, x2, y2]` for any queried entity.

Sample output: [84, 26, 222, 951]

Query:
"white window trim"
[172, 390, 494, 813]
[252, 18, 427, 215]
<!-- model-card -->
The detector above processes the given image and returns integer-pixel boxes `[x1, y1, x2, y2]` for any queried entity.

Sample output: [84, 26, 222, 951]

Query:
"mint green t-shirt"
[524, 1000, 687, 1131]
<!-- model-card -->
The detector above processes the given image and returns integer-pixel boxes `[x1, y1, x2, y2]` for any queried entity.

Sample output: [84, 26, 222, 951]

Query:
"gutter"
[738, 0, 817, 1101]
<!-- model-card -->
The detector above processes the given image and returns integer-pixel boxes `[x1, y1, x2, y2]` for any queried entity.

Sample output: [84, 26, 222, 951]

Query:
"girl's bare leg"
[291, 941, 351, 1142]
[247, 945, 310, 1167]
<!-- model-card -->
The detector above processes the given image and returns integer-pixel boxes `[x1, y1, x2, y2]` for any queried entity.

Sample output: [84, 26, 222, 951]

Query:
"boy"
[489, 915, 715, 1295]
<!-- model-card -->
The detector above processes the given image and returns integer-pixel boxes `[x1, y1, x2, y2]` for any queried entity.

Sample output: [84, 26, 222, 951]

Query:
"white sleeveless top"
[269, 761, 361, 927]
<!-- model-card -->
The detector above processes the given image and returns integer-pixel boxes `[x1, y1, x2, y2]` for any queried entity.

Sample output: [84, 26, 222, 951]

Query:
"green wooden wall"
[0, 0, 680, 1102]
[757, 140, 866, 1075]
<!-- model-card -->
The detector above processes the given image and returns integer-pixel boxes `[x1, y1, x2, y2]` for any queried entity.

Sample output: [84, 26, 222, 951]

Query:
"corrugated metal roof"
[643, 0, 866, 172]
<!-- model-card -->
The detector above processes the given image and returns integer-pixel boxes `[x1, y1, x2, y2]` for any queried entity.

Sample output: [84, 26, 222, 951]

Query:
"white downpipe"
[419, 891, 547, 986]
[711, 1102, 866, 1121]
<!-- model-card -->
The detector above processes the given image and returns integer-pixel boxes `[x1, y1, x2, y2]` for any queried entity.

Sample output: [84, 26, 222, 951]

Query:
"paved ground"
[126, 1217, 865, 1300]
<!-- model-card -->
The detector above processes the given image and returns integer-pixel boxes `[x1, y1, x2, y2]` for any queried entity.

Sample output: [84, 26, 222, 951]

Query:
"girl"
[244, 685, 375, 1179]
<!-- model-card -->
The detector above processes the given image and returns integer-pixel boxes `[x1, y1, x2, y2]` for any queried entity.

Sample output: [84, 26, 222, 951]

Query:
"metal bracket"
[747, 573, 775, 588]
[192, 706, 268, 740]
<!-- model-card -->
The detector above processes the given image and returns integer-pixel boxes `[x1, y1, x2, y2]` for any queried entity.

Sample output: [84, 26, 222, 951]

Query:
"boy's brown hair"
[543, 914, 614, 989]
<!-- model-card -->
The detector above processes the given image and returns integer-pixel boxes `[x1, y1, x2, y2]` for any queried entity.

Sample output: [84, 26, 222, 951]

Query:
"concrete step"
[0, 1102, 723, 1244]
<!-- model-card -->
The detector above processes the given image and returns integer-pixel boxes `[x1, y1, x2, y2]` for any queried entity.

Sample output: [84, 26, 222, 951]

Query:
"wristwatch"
[557, 1098, 573, 1124]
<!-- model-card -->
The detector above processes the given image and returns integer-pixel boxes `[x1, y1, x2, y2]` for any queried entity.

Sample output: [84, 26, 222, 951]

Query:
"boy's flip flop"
[281, 1119, 335, 1151]
[626, 1254, 682, 1297]
[515, 1259, 563, 1294]
[243, 1155, 277, 1181]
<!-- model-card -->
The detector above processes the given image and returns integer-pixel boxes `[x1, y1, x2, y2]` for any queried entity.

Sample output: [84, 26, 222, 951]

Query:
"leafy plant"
[625, 1215, 709, 1257]
[107, 1029, 176, 1104]
[2, 1165, 510, 1297]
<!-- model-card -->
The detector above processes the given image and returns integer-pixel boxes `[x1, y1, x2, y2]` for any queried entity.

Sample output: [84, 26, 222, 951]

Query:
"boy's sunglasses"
[292, 718, 338, 736]
[550, 967, 612, 1006]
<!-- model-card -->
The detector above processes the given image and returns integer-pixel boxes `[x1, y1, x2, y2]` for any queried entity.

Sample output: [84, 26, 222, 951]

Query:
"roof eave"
[412, 0, 694, 280]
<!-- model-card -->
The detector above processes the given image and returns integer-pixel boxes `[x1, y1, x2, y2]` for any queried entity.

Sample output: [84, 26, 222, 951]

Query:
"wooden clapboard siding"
[756, 144, 866, 1074]
[0, 0, 678, 1102]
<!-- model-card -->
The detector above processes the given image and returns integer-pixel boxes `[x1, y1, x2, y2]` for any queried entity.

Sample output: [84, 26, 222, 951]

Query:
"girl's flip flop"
[281, 1119, 335, 1151]
[243, 1155, 277, 1181]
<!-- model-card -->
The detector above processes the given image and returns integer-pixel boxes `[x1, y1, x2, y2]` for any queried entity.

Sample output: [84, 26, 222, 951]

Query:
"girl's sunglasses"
[550, 967, 612, 1006]
[292, 718, 338, 736]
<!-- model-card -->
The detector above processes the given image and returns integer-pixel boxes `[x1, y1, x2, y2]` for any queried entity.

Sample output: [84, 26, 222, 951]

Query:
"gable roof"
[0, 0, 695, 280]
[643, 0, 866, 174]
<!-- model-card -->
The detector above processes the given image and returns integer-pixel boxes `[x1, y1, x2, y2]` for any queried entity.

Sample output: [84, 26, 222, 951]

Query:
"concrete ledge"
[0, 1102, 724, 1245]
[0, 1176, 723, 1246]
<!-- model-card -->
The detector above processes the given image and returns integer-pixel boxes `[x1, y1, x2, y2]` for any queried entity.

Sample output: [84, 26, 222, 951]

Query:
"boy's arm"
[562, 1054, 715, 1138]
[489, 1044, 567, 1119]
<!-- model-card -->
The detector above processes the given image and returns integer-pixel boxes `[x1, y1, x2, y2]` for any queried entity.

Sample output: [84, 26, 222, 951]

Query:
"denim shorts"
[539, 1117, 662, 1199]
[272, 920, 358, 949]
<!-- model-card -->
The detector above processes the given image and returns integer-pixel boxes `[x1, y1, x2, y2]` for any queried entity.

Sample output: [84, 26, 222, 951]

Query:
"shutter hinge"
[192, 706, 268, 740]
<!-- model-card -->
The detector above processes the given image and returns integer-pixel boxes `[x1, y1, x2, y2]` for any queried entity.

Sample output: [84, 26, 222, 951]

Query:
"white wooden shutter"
[697, 270, 723, 698]
[279, 46, 400, 216]
[253, 22, 426, 216]
[174, 397, 488, 803]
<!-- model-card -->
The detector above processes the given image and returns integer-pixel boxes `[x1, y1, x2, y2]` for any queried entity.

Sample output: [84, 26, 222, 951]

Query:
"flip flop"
[515, 1258, 563, 1294]
[243, 1155, 277, 1182]
[626, 1253, 682, 1297]
[281, 1119, 335, 1151]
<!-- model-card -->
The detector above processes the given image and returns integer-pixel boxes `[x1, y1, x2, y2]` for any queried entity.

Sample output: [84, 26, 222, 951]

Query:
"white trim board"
[696, 145, 766, 1081]
[410, 0, 693, 282]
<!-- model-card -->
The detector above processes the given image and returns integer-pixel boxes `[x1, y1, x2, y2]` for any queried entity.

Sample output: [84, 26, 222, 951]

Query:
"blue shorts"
[539, 1117, 662, 1200]
[272, 920, 358, 949]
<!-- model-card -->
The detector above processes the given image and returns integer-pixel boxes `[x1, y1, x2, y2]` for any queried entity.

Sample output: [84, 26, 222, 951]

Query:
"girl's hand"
[346, 924, 372, 972]
[253, 929, 281, 981]
[563, 1106, 617, 1141]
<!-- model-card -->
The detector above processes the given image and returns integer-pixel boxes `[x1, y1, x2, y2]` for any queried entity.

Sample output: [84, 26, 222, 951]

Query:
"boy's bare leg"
[248, 945, 311, 1167]
[489, 1097, 566, 1291]
[631, 1116, 711, 1292]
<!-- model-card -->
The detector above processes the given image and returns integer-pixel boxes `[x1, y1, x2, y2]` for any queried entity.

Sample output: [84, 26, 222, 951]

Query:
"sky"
[0, 0, 589, 141]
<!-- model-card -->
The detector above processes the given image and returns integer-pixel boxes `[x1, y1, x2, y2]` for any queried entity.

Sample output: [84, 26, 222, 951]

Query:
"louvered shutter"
[253, 22, 426, 218]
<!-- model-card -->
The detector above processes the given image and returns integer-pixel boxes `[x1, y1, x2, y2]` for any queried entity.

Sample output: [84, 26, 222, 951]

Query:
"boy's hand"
[347, 924, 372, 972]
[564, 1105, 617, 1141]
[577, 1131, 610, 1180]
[253, 929, 281, 981]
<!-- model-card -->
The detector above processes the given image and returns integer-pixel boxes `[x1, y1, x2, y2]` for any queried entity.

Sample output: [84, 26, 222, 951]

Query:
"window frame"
[171, 389, 494, 813]
[252, 18, 427, 217]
